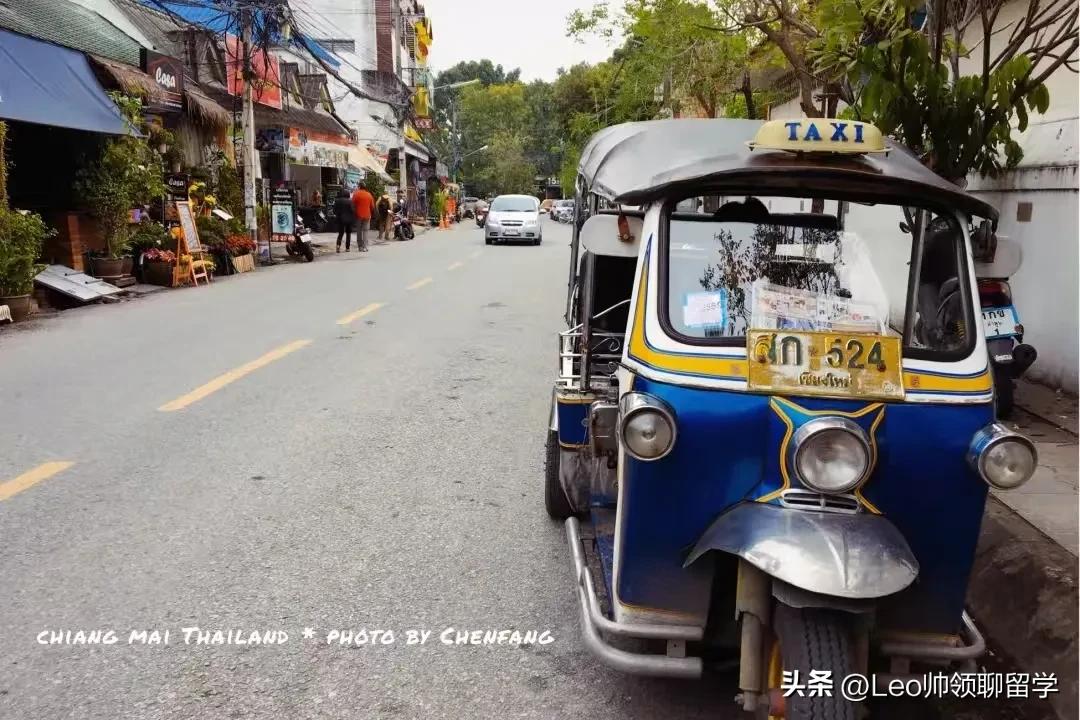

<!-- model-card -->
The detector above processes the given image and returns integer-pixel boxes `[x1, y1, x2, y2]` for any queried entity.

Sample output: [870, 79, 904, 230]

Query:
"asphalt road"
[0, 219, 1045, 720]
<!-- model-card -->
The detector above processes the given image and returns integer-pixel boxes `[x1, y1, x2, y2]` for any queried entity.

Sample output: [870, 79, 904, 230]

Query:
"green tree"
[477, 131, 537, 196]
[569, 0, 751, 118]
[811, 0, 1078, 180]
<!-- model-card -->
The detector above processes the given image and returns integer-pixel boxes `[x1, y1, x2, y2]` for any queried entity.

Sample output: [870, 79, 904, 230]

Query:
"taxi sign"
[748, 119, 886, 154]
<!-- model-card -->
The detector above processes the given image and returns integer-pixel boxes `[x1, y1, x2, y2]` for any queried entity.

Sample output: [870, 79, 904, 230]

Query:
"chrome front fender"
[684, 502, 919, 599]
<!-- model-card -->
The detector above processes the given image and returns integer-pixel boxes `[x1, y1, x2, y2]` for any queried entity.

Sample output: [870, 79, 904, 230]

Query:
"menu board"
[175, 201, 201, 252]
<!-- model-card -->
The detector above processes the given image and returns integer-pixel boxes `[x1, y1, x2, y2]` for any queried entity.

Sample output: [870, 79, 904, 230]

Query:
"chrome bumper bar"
[565, 517, 703, 678]
[879, 611, 986, 661]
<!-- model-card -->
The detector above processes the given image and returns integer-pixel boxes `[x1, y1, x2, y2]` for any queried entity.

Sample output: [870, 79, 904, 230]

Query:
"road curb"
[967, 496, 1077, 719]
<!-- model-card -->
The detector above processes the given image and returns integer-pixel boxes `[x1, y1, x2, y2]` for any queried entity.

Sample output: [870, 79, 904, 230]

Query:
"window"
[316, 39, 356, 54]
[662, 195, 972, 357]
[490, 197, 538, 212]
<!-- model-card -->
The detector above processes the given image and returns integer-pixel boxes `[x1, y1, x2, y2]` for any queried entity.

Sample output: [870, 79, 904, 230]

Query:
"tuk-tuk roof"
[577, 119, 997, 221]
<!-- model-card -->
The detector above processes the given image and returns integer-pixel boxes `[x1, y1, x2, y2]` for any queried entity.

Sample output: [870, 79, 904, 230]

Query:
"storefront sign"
[141, 50, 184, 112]
[271, 187, 295, 242]
[165, 173, 190, 200]
[414, 117, 435, 130]
[286, 128, 349, 169]
[225, 34, 282, 109]
[256, 128, 285, 153]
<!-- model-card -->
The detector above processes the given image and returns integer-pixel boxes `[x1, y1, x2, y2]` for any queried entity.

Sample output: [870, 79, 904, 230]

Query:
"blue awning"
[0, 29, 131, 135]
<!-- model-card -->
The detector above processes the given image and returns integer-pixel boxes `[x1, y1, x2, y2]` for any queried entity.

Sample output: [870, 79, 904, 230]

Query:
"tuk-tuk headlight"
[792, 418, 871, 494]
[619, 393, 676, 462]
[968, 423, 1038, 490]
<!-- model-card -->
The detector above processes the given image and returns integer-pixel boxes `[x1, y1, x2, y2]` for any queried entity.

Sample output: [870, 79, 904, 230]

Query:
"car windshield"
[491, 197, 536, 212]
[664, 195, 971, 356]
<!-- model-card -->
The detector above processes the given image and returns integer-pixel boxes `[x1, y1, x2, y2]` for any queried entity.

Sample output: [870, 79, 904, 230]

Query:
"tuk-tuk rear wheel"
[544, 429, 575, 520]
[761, 604, 857, 720]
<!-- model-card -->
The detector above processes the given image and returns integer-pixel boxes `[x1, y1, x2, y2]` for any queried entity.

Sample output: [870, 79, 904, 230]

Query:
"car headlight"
[791, 417, 871, 494]
[619, 393, 676, 461]
[967, 423, 1037, 490]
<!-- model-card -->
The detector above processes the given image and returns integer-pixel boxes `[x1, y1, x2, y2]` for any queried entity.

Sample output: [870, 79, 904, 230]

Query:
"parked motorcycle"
[394, 210, 415, 240]
[285, 216, 315, 262]
[973, 226, 1036, 418]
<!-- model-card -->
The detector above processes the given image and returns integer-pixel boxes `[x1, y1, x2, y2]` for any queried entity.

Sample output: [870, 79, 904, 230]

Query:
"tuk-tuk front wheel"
[761, 604, 857, 720]
[544, 430, 575, 520]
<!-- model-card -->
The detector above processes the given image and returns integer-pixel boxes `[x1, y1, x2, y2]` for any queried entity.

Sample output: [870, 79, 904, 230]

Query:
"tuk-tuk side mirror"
[971, 220, 997, 263]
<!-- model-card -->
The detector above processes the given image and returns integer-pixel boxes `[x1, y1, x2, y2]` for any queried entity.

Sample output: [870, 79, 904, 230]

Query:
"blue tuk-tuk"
[545, 118, 1039, 719]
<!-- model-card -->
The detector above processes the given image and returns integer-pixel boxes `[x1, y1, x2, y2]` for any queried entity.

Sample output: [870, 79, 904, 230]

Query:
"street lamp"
[453, 145, 489, 184]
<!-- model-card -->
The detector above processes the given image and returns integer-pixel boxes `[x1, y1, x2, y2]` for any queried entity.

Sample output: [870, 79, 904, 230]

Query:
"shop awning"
[0, 29, 131, 134]
[348, 145, 393, 182]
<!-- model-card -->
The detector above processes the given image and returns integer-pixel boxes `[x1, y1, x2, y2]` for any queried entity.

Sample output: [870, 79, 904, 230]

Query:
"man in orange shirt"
[350, 183, 376, 252]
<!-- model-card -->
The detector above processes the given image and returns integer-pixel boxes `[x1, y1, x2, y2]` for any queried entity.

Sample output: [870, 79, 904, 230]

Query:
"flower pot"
[231, 253, 255, 274]
[121, 256, 134, 276]
[90, 256, 124, 278]
[144, 261, 175, 287]
[0, 294, 32, 322]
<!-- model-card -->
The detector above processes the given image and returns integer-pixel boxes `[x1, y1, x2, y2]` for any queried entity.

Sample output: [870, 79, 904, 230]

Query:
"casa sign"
[140, 50, 184, 113]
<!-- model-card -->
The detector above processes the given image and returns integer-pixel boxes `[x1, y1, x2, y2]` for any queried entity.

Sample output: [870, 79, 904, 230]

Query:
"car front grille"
[778, 489, 860, 514]
[501, 220, 523, 227]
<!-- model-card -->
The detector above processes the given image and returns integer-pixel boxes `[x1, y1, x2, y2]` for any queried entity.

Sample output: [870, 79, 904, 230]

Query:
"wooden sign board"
[172, 200, 210, 287]
[175, 200, 201, 252]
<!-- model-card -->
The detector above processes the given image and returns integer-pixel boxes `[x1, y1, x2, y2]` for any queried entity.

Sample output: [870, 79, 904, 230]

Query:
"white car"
[484, 195, 542, 245]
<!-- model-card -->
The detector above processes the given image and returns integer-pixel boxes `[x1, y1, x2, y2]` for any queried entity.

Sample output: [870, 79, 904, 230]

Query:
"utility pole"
[451, 95, 459, 183]
[240, 7, 258, 251]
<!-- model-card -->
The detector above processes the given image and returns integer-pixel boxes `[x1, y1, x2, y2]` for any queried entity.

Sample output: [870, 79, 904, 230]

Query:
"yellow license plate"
[747, 330, 905, 400]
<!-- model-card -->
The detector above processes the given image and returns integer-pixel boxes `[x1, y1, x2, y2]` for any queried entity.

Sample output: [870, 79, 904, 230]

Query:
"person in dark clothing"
[334, 190, 355, 252]
[376, 194, 392, 241]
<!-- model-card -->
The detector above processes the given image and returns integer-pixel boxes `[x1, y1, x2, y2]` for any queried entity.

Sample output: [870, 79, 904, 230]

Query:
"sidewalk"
[967, 378, 1078, 720]
[1000, 378, 1079, 555]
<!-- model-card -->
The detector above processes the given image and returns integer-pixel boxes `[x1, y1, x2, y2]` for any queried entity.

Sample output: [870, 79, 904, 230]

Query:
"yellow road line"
[336, 302, 384, 326]
[158, 339, 312, 412]
[0, 462, 75, 502]
[407, 277, 433, 290]
[447, 261, 464, 271]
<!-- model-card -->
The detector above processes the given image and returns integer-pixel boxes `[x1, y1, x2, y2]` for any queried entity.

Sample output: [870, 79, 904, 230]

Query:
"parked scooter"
[285, 215, 315, 262]
[973, 226, 1036, 417]
[393, 210, 415, 240]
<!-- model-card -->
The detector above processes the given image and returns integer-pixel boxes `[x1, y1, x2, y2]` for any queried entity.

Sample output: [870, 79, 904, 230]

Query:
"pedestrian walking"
[376, 194, 392, 241]
[351, 183, 375, 252]
[334, 190, 355, 252]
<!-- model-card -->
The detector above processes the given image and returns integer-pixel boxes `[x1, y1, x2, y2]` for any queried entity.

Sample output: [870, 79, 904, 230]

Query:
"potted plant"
[129, 220, 172, 283]
[142, 248, 176, 286]
[0, 208, 53, 321]
[75, 93, 165, 278]
[226, 233, 256, 273]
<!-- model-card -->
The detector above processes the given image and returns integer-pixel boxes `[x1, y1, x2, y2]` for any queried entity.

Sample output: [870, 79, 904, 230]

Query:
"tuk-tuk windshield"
[663, 195, 972, 356]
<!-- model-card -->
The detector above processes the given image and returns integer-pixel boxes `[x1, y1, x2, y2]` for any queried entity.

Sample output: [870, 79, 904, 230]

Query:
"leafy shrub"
[0, 208, 53, 295]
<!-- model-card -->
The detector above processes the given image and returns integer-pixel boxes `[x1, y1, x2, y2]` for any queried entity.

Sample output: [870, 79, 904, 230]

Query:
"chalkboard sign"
[175, 200, 201, 252]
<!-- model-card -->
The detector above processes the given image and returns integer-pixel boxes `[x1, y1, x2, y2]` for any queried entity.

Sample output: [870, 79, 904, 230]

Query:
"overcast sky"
[421, 0, 616, 81]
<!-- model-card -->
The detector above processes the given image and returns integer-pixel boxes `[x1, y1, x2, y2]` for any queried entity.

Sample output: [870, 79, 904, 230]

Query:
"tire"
[404, 225, 415, 240]
[544, 429, 575, 520]
[770, 604, 857, 720]
[485, 238, 492, 245]
[285, 243, 297, 256]
[994, 372, 1015, 419]
[302, 243, 314, 262]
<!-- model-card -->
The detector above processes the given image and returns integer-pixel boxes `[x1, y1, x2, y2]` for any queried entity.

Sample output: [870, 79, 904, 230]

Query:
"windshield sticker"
[683, 290, 727, 334]
[751, 282, 882, 334]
